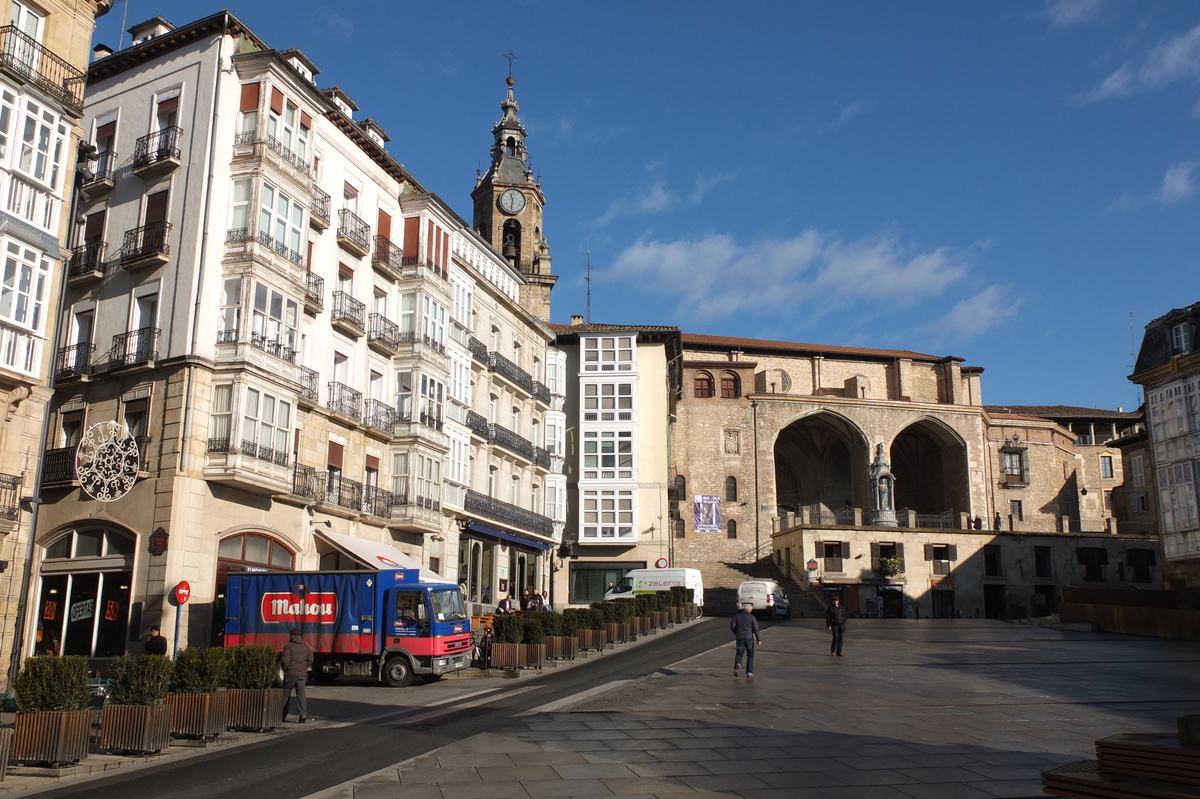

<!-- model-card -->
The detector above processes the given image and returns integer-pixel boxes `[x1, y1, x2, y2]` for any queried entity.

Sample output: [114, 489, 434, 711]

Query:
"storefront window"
[37, 527, 133, 657]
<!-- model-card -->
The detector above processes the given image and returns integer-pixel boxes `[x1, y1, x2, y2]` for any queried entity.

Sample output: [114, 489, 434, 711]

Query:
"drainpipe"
[752, 399, 760, 561]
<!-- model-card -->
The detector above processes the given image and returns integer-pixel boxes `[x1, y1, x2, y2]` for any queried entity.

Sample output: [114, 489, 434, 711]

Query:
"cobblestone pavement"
[302, 618, 1200, 799]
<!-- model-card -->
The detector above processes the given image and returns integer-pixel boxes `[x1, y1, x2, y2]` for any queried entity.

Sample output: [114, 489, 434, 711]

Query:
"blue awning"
[464, 523, 552, 552]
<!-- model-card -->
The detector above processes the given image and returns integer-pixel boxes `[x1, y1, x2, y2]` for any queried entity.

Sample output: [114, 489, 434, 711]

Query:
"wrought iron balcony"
[298, 366, 319, 404]
[0, 472, 21, 521]
[331, 291, 365, 336]
[534, 447, 552, 469]
[240, 438, 290, 468]
[327, 381, 362, 420]
[533, 382, 552, 405]
[336, 208, 370, 256]
[310, 185, 330, 229]
[401, 254, 447, 280]
[256, 230, 303, 266]
[292, 464, 322, 501]
[82, 150, 118, 194]
[265, 133, 310, 175]
[419, 410, 444, 431]
[363, 485, 393, 517]
[304, 271, 324, 312]
[325, 473, 363, 511]
[465, 409, 490, 437]
[368, 313, 401, 353]
[68, 241, 107, 284]
[42, 446, 79, 484]
[55, 343, 92, 380]
[364, 398, 396, 433]
[464, 488, 553, 538]
[467, 336, 489, 364]
[0, 25, 87, 113]
[372, 235, 403, 278]
[109, 327, 160, 367]
[488, 351, 535, 395]
[389, 488, 441, 513]
[491, 422, 534, 460]
[132, 126, 183, 176]
[120, 221, 172, 269]
[250, 332, 296, 363]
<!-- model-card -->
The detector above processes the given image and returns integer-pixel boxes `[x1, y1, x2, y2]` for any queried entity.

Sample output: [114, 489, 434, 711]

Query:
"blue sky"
[95, 1, 1199, 411]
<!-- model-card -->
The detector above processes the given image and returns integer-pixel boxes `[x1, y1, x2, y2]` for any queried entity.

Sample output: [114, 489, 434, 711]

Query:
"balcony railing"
[463, 410, 534, 460]
[534, 447, 552, 469]
[368, 313, 401, 350]
[310, 185, 330, 227]
[305, 271, 324, 311]
[55, 342, 92, 379]
[372, 235, 403, 275]
[68, 241, 107, 280]
[364, 398, 396, 433]
[389, 486, 440, 512]
[464, 488, 553, 538]
[0, 472, 21, 521]
[249, 332, 296, 363]
[401, 254, 447, 280]
[109, 327, 160, 367]
[325, 473, 363, 510]
[465, 409, 490, 437]
[90, 150, 119, 185]
[363, 485, 394, 517]
[256, 230, 303, 266]
[533, 382, 552, 404]
[265, 133, 310, 174]
[331, 291, 365, 333]
[488, 351, 535, 395]
[298, 366, 319, 403]
[467, 336, 489, 364]
[132, 126, 183, 170]
[327, 381, 362, 420]
[42, 445, 78, 484]
[336, 208, 370, 254]
[120, 221, 172, 265]
[0, 25, 87, 113]
[292, 465, 322, 501]
[240, 438, 290, 468]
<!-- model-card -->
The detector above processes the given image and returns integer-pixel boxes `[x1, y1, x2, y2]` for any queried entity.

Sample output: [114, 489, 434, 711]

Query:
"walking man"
[730, 602, 762, 677]
[826, 596, 848, 657]
[280, 627, 314, 722]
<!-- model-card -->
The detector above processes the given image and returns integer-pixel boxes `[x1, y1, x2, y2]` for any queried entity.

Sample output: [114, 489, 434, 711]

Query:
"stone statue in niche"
[724, 429, 740, 455]
[869, 442, 898, 527]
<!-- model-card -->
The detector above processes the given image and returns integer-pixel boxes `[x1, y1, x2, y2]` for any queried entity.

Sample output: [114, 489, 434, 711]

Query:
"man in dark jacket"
[144, 625, 168, 656]
[280, 627, 314, 722]
[730, 603, 762, 677]
[826, 597, 848, 656]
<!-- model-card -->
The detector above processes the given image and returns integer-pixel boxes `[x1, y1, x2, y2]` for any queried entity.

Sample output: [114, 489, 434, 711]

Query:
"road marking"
[514, 680, 630, 716]
[325, 685, 511, 728]
[387, 685, 545, 726]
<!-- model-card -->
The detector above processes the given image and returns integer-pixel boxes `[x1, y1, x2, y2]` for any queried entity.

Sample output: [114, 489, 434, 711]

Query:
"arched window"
[218, 533, 295, 570]
[694, 372, 713, 398]
[37, 527, 136, 657]
[675, 518, 685, 538]
[674, 474, 686, 502]
[720, 372, 739, 399]
[725, 476, 738, 502]
[727, 519, 738, 539]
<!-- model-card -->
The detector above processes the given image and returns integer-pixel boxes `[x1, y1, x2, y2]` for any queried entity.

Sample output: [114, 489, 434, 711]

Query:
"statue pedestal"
[870, 510, 898, 527]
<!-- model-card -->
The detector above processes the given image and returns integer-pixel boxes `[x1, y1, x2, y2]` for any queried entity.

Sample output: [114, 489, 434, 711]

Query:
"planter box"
[686, 602, 700, 619]
[545, 635, 578, 660]
[225, 688, 284, 732]
[12, 709, 92, 766]
[621, 621, 635, 642]
[577, 629, 604, 651]
[491, 642, 520, 669]
[167, 691, 229, 739]
[650, 610, 669, 629]
[603, 622, 623, 644]
[634, 616, 651, 636]
[100, 703, 171, 755]
[519, 643, 545, 670]
[0, 727, 11, 780]
[670, 606, 685, 624]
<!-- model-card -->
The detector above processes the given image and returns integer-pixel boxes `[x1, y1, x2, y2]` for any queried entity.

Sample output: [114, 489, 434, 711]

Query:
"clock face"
[498, 188, 526, 215]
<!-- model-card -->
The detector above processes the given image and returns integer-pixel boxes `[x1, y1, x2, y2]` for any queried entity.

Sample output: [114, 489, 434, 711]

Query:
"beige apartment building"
[28, 10, 563, 663]
[0, 0, 110, 686]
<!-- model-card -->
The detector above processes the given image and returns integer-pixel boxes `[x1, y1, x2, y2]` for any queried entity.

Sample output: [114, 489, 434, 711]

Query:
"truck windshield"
[615, 578, 632, 593]
[430, 588, 467, 621]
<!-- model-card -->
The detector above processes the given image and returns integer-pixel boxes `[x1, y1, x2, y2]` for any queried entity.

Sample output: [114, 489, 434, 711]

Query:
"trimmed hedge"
[172, 647, 228, 693]
[522, 616, 545, 644]
[492, 614, 524, 644]
[13, 655, 90, 712]
[225, 644, 279, 689]
[108, 654, 174, 705]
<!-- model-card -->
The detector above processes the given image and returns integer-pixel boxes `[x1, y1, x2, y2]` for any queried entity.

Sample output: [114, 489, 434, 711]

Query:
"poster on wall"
[694, 495, 722, 533]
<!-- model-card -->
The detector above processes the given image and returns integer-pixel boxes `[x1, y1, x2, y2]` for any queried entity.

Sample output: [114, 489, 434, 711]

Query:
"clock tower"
[472, 75, 556, 320]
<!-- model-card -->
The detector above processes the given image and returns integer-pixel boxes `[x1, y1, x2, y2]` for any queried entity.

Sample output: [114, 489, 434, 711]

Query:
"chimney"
[570, 315, 583, 326]
[93, 43, 114, 61]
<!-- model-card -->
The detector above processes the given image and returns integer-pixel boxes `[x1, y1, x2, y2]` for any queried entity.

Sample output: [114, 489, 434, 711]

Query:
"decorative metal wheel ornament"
[75, 421, 141, 502]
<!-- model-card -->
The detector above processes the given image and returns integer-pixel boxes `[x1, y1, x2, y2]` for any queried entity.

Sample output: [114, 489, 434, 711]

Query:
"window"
[37, 526, 134, 658]
[210, 384, 232, 450]
[545, 419, 563, 456]
[1131, 454, 1145, 487]
[218, 533, 294, 570]
[1034, 545, 1053, 578]
[694, 372, 714, 398]
[821, 541, 848, 572]
[546, 482, 563, 521]
[267, 95, 310, 164]
[1131, 492, 1149, 513]
[229, 178, 251, 234]
[871, 542, 905, 574]
[60, 409, 83, 447]
[1127, 548, 1156, 583]
[582, 336, 633, 372]
[1001, 450, 1025, 484]
[1009, 499, 1023, 521]
[393, 451, 441, 508]
[583, 383, 632, 419]
[925, 543, 957, 575]
[1076, 547, 1107, 582]
[250, 282, 298, 357]
[0, 236, 49, 331]
[581, 489, 635, 542]
[1171, 323, 1193, 355]
[983, 544, 1002, 576]
[582, 430, 633, 479]
[218, 277, 241, 340]
[449, 351, 471, 405]
[241, 387, 291, 465]
[726, 519, 737, 539]
[720, 372, 739, 399]
[422, 296, 446, 348]
[8, 2, 44, 43]
[15, 98, 68, 189]
[725, 476, 738, 502]
[260, 182, 304, 263]
[1104, 490, 1113, 511]
[446, 432, 469, 486]
[419, 374, 444, 426]
[1158, 463, 1199, 535]
[1100, 455, 1114, 479]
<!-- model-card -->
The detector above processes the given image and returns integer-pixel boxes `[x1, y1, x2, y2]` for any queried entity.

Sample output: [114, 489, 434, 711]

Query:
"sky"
[92, 1, 1199, 411]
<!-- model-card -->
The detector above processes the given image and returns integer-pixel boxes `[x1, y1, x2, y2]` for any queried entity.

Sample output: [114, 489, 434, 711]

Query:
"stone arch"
[772, 410, 872, 517]
[888, 416, 970, 517]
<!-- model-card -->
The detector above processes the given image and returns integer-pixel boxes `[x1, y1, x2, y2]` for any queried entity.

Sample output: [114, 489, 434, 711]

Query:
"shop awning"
[314, 529, 443, 582]
[463, 523, 552, 552]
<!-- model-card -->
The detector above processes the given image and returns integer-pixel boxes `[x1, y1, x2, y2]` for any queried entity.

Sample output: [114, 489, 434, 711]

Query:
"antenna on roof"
[585, 245, 592, 324]
[118, 0, 131, 51]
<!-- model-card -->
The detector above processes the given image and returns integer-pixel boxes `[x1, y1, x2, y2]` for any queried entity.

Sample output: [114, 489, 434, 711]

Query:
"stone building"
[0, 0, 110, 686]
[670, 332, 1159, 617]
[1128, 301, 1200, 590]
[28, 10, 563, 663]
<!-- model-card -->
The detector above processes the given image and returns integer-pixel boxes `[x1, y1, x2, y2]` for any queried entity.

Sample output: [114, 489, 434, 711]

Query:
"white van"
[736, 580, 790, 619]
[604, 568, 704, 610]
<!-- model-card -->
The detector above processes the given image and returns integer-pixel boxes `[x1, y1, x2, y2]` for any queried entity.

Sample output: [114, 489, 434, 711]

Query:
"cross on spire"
[502, 50, 519, 77]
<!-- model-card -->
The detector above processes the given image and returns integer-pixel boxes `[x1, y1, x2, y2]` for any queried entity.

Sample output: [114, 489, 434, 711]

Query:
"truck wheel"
[382, 656, 414, 687]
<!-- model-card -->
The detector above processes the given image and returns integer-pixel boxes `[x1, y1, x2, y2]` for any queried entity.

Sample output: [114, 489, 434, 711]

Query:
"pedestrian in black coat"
[826, 597, 848, 656]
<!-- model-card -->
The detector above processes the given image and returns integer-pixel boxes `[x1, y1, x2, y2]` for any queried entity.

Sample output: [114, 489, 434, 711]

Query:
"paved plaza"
[304, 618, 1200, 799]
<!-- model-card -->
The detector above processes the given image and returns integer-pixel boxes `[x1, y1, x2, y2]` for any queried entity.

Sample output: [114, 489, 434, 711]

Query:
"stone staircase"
[689, 558, 828, 618]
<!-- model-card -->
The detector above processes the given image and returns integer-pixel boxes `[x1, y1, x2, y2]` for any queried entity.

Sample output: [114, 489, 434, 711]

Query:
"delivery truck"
[224, 569, 471, 687]
[603, 567, 704, 610]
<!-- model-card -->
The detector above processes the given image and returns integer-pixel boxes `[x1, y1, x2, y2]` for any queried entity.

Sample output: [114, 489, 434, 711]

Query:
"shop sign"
[69, 598, 94, 623]
[931, 579, 956, 591]
[806, 559, 819, 571]
[148, 527, 169, 556]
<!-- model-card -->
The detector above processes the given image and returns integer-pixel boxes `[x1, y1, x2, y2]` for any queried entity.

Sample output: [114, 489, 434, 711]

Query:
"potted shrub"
[650, 592, 670, 628]
[490, 614, 523, 669]
[224, 645, 284, 731]
[576, 608, 604, 651]
[99, 654, 174, 754]
[166, 647, 229, 739]
[615, 599, 635, 641]
[520, 616, 545, 670]
[669, 586, 687, 623]
[593, 601, 622, 646]
[632, 596, 652, 636]
[540, 611, 577, 661]
[11, 655, 93, 766]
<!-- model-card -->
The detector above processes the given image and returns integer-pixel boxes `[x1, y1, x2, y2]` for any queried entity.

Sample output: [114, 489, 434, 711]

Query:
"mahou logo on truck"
[261, 593, 338, 623]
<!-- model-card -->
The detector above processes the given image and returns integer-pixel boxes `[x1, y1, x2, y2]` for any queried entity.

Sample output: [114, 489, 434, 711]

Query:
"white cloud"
[1040, 0, 1104, 28]
[602, 230, 972, 323]
[688, 171, 738, 204]
[308, 8, 353, 40]
[1108, 158, 1200, 210]
[821, 99, 874, 132]
[1080, 24, 1200, 102]
[595, 164, 738, 225]
[921, 286, 1022, 341]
